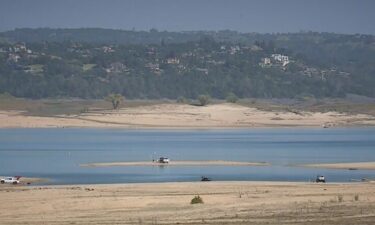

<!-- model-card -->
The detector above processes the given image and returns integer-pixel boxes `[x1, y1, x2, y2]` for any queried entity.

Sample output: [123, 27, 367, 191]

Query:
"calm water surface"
[0, 128, 374, 184]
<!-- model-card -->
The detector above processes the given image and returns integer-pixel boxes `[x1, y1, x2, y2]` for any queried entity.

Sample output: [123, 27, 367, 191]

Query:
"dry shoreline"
[300, 161, 375, 170]
[1, 181, 375, 225]
[81, 160, 270, 167]
[1, 103, 375, 128]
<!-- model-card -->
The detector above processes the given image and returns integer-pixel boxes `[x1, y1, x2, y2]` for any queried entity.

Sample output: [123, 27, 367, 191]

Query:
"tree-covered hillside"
[0, 29, 374, 99]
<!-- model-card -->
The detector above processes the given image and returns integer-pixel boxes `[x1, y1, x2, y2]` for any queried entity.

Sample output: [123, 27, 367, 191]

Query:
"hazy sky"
[1, 0, 374, 34]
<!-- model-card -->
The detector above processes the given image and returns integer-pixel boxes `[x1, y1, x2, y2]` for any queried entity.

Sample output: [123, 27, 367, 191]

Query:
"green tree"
[106, 93, 124, 110]
[226, 92, 238, 103]
[198, 95, 210, 106]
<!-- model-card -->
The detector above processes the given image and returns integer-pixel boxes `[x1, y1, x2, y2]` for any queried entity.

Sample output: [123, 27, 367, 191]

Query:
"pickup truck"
[0, 177, 20, 184]
[316, 175, 326, 183]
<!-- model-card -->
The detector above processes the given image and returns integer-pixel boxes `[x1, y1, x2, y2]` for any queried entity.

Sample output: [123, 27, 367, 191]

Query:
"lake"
[0, 128, 374, 184]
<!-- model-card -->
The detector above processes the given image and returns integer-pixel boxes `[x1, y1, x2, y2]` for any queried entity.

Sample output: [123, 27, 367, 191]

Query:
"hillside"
[0, 29, 374, 99]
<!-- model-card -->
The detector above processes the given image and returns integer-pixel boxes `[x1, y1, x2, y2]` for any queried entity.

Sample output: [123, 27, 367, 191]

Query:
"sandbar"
[301, 161, 375, 170]
[81, 160, 270, 167]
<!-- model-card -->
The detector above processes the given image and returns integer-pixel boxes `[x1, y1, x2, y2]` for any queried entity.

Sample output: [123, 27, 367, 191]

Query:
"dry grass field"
[0, 182, 374, 225]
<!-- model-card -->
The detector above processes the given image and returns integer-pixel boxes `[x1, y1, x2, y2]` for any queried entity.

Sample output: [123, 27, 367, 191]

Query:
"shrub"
[177, 96, 189, 104]
[198, 95, 210, 106]
[80, 107, 89, 114]
[338, 195, 343, 202]
[226, 92, 239, 103]
[191, 195, 204, 204]
[0, 92, 14, 99]
[354, 194, 359, 201]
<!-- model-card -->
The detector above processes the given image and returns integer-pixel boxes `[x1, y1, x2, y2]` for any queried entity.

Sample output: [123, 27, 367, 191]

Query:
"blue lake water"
[0, 128, 374, 184]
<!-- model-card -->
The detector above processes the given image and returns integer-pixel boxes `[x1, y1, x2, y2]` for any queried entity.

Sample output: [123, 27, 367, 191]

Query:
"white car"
[158, 157, 170, 163]
[1, 177, 20, 184]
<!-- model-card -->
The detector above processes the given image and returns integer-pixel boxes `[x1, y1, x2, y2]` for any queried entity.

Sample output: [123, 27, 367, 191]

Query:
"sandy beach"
[1, 103, 375, 128]
[81, 160, 270, 167]
[301, 162, 375, 170]
[1, 181, 374, 225]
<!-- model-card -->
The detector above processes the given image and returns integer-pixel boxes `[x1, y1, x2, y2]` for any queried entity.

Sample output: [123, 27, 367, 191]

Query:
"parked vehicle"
[201, 176, 211, 182]
[1, 177, 20, 184]
[158, 157, 170, 163]
[316, 175, 326, 183]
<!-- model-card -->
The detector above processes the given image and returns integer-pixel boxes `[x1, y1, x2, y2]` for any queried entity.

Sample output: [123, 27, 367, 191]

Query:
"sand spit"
[1, 181, 375, 225]
[301, 162, 375, 170]
[81, 160, 270, 167]
[1, 103, 375, 128]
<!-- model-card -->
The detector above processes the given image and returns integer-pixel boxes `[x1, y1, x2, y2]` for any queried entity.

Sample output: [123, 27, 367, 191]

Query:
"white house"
[271, 54, 289, 66]
[263, 57, 271, 65]
[166, 57, 180, 64]
[8, 53, 21, 62]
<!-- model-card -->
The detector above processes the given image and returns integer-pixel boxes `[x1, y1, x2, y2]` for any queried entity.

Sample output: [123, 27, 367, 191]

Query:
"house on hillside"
[271, 54, 289, 66]
[102, 46, 115, 53]
[229, 46, 240, 55]
[13, 43, 27, 53]
[196, 68, 209, 75]
[7, 53, 21, 63]
[166, 57, 180, 64]
[105, 62, 128, 73]
[259, 57, 272, 67]
[145, 62, 161, 74]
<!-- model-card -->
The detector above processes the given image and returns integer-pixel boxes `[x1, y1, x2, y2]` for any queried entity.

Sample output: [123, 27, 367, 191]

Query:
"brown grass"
[0, 182, 374, 225]
[0, 97, 169, 116]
